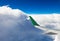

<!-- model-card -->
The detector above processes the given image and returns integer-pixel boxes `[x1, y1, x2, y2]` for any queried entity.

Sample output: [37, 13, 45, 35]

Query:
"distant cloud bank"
[30, 14, 60, 30]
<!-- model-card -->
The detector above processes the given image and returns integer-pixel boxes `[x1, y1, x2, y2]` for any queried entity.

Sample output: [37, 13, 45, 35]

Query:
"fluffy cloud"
[30, 14, 60, 30]
[30, 14, 60, 41]
[0, 5, 26, 16]
[0, 6, 53, 41]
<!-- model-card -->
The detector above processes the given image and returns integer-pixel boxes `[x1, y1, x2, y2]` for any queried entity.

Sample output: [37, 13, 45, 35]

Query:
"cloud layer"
[30, 14, 60, 30]
[0, 6, 53, 41]
[30, 14, 60, 41]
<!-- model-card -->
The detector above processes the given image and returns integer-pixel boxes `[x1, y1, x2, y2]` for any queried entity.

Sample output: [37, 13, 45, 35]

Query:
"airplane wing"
[29, 16, 59, 35]
[29, 16, 40, 26]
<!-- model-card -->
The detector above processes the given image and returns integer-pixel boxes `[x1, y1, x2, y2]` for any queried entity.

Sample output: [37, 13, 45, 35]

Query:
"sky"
[0, 0, 59, 41]
[0, 0, 60, 14]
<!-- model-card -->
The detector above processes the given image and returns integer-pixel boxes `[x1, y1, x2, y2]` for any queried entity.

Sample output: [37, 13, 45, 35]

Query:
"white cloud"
[0, 6, 53, 41]
[0, 5, 26, 16]
[30, 14, 60, 41]
[30, 14, 60, 30]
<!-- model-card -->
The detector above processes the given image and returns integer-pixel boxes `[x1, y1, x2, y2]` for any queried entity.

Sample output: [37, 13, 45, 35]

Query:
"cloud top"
[0, 6, 26, 16]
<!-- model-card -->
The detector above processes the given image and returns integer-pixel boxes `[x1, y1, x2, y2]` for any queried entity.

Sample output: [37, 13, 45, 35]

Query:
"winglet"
[29, 16, 40, 26]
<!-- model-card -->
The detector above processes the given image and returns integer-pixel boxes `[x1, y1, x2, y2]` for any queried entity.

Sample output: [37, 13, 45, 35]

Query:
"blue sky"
[0, 0, 60, 14]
